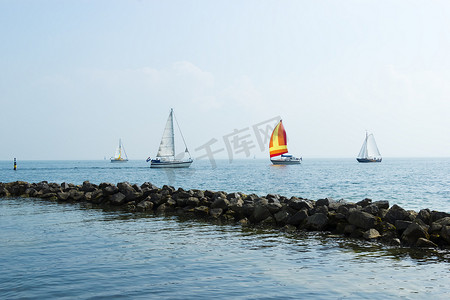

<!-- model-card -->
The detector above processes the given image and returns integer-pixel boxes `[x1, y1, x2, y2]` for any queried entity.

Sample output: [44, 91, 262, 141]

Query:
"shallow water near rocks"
[1, 158, 449, 298]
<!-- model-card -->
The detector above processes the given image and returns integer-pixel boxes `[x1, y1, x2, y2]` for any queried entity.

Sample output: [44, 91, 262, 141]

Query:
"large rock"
[110, 192, 126, 205]
[363, 228, 381, 240]
[430, 211, 450, 223]
[252, 203, 271, 223]
[440, 226, 450, 244]
[416, 209, 431, 224]
[81, 181, 97, 193]
[136, 199, 154, 211]
[401, 221, 430, 246]
[210, 208, 223, 219]
[415, 238, 438, 248]
[287, 209, 308, 226]
[102, 184, 119, 195]
[186, 197, 200, 207]
[211, 197, 230, 210]
[356, 198, 372, 208]
[385, 204, 413, 224]
[373, 200, 389, 210]
[288, 198, 314, 211]
[347, 210, 378, 230]
[306, 213, 328, 230]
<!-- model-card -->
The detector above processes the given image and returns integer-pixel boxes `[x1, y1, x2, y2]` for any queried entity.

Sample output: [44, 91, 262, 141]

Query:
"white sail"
[366, 134, 381, 158]
[357, 132, 381, 159]
[357, 136, 368, 159]
[156, 109, 175, 157]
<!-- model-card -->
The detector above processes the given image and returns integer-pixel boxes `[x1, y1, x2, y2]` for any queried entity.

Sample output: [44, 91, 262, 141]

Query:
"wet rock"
[288, 198, 314, 211]
[90, 190, 104, 204]
[136, 199, 154, 211]
[102, 184, 119, 196]
[314, 205, 328, 215]
[267, 200, 282, 214]
[373, 200, 389, 210]
[192, 189, 205, 199]
[227, 192, 241, 200]
[356, 198, 372, 208]
[363, 228, 381, 240]
[186, 197, 200, 207]
[239, 218, 250, 226]
[210, 208, 223, 219]
[40, 193, 58, 200]
[433, 217, 450, 226]
[385, 204, 413, 224]
[252, 202, 272, 223]
[287, 209, 308, 226]
[316, 198, 330, 207]
[81, 181, 97, 193]
[415, 237, 438, 248]
[343, 224, 356, 235]
[395, 220, 412, 232]
[110, 192, 126, 205]
[162, 185, 175, 194]
[194, 206, 209, 216]
[430, 211, 450, 223]
[132, 184, 142, 194]
[440, 226, 450, 244]
[416, 209, 431, 224]
[362, 204, 379, 215]
[228, 198, 244, 214]
[211, 197, 230, 210]
[401, 221, 430, 246]
[68, 190, 85, 201]
[274, 209, 291, 224]
[57, 192, 70, 201]
[140, 182, 159, 190]
[306, 213, 328, 231]
[347, 210, 378, 230]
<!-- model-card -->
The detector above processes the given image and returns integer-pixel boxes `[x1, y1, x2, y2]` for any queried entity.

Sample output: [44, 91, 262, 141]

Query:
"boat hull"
[356, 158, 382, 163]
[271, 159, 301, 165]
[110, 159, 128, 163]
[150, 159, 193, 168]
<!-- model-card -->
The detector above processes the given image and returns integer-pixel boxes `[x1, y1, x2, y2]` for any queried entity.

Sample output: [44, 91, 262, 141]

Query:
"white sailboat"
[110, 139, 128, 162]
[149, 109, 193, 168]
[356, 131, 382, 163]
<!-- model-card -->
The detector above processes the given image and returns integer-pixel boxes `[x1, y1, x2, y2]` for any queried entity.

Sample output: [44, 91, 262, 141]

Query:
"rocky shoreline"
[1, 180, 449, 249]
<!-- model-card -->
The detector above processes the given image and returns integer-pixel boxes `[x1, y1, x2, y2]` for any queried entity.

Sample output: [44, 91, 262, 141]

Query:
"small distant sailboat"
[269, 120, 301, 165]
[357, 131, 382, 163]
[110, 139, 128, 163]
[149, 108, 193, 168]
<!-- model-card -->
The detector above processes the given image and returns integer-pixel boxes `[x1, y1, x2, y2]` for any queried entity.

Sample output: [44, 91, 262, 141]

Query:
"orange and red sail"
[269, 120, 288, 157]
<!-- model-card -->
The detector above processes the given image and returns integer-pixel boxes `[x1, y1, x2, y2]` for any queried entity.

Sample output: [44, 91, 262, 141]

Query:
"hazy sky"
[1, 0, 449, 160]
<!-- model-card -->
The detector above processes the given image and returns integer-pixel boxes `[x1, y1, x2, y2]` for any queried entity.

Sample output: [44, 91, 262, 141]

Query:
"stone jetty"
[1, 180, 449, 249]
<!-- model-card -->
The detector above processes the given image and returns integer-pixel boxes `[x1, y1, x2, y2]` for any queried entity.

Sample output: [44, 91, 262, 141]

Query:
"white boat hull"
[150, 159, 193, 168]
[271, 159, 301, 165]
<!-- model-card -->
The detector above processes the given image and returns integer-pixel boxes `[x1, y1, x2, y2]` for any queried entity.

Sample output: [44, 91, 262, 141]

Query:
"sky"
[0, 0, 449, 160]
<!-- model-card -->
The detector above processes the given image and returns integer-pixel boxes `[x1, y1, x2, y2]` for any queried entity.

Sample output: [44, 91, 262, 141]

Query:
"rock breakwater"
[1, 180, 449, 248]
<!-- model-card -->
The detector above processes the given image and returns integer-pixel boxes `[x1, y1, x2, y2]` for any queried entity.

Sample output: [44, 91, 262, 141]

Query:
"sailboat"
[110, 139, 128, 162]
[356, 131, 382, 163]
[149, 109, 193, 168]
[269, 120, 301, 165]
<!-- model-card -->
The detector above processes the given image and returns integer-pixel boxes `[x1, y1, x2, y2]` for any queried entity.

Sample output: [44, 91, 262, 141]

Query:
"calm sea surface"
[1, 158, 449, 299]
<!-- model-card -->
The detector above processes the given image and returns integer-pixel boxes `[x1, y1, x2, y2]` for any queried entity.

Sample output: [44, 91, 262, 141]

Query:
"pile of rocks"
[1, 180, 449, 248]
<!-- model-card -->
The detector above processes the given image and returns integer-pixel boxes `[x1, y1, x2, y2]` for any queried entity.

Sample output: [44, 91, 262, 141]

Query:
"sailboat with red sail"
[269, 120, 301, 165]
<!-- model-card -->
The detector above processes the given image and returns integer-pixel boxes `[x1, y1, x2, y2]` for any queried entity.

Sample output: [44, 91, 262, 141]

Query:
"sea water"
[0, 158, 449, 299]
